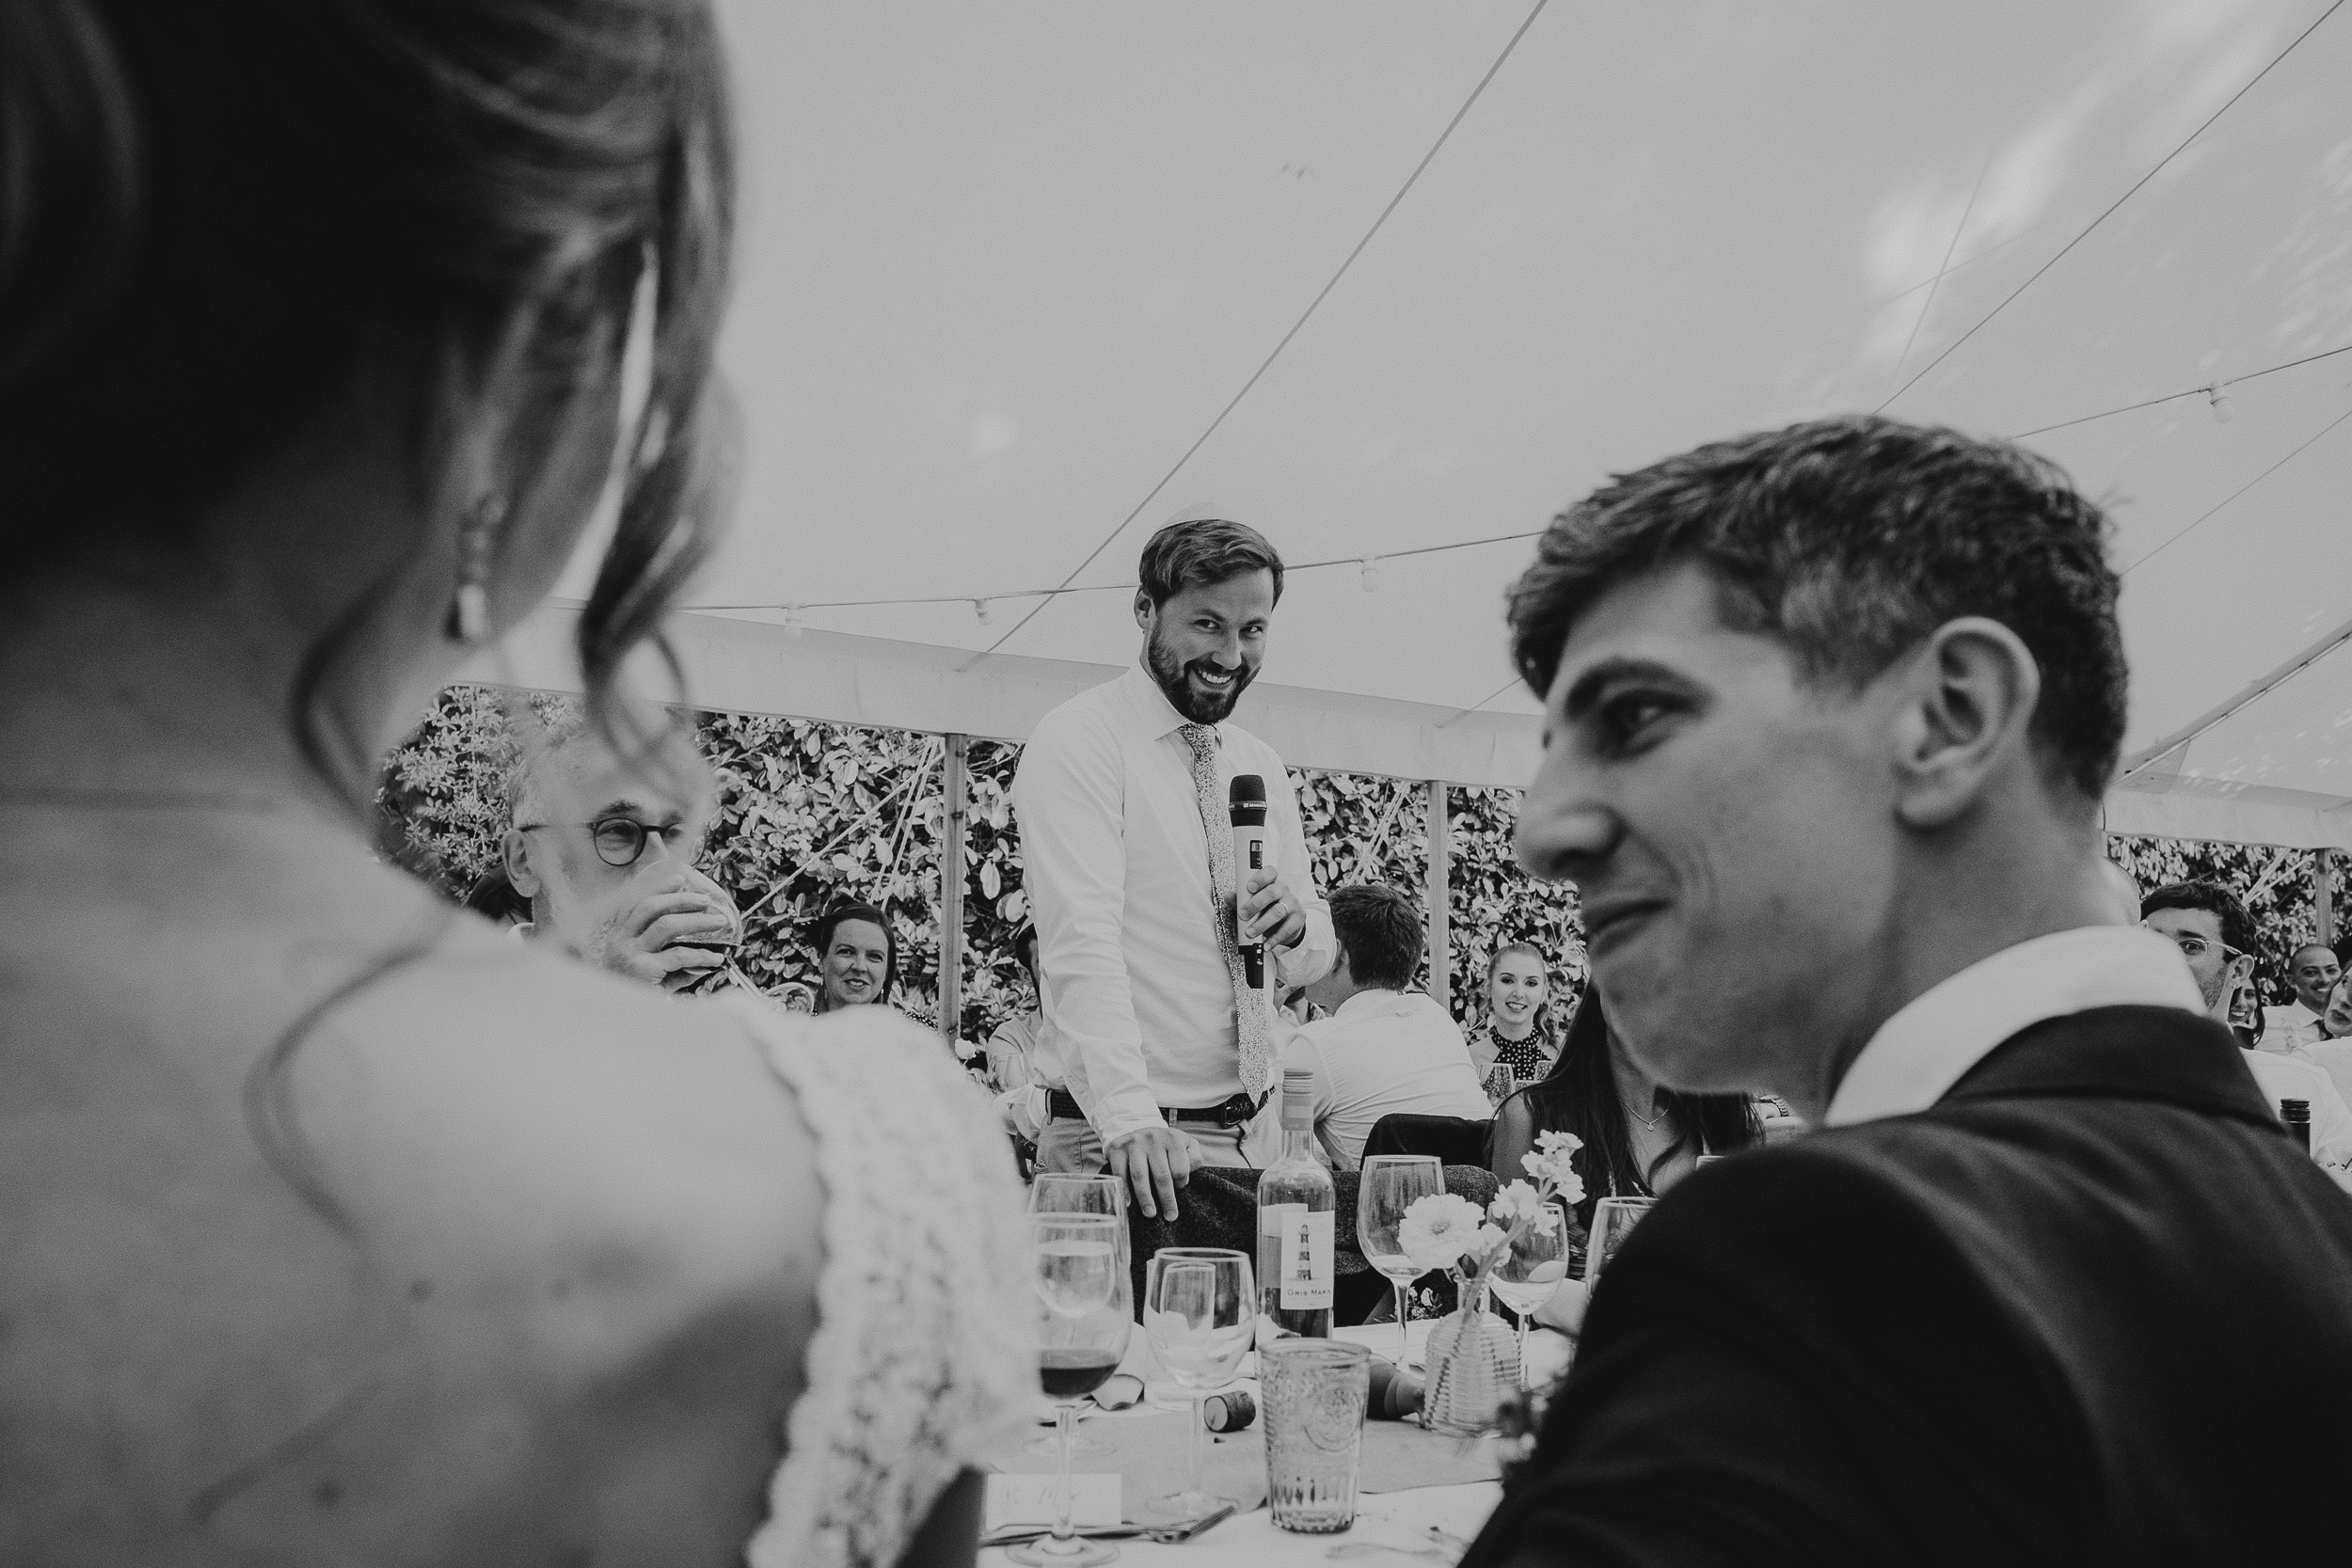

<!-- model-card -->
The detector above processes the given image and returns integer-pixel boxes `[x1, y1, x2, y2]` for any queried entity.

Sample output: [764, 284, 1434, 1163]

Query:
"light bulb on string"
[1359, 557, 1381, 593]
[974, 598, 994, 626]
[781, 605, 803, 638]
[2208, 383, 2235, 424]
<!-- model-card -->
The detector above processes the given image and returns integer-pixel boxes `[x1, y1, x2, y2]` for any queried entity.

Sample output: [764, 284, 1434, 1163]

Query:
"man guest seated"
[2140, 879, 2352, 1190]
[1281, 884, 1491, 1170]
[501, 712, 752, 995]
[1456, 416, 2352, 1567]
[1013, 517, 1337, 1217]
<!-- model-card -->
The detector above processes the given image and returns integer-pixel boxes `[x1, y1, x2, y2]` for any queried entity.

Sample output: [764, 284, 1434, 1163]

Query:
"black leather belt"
[1046, 1088, 1268, 1130]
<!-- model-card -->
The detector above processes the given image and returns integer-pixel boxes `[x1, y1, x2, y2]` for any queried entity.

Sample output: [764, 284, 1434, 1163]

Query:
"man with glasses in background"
[2142, 879, 2352, 1190]
[501, 711, 753, 995]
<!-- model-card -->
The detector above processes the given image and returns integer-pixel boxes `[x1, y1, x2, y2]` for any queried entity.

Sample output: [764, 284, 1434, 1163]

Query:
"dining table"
[978, 1318, 1575, 1568]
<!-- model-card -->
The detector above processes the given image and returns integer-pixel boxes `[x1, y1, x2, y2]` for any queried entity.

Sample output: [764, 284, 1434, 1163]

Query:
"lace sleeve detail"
[739, 1001, 1036, 1568]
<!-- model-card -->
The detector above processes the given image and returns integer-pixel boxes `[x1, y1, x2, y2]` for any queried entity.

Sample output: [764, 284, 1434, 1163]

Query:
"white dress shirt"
[2260, 1000, 2326, 1052]
[1281, 989, 1493, 1171]
[1826, 926, 2204, 1126]
[2241, 1049, 2352, 1191]
[2299, 1038, 2352, 1108]
[1012, 661, 1337, 1146]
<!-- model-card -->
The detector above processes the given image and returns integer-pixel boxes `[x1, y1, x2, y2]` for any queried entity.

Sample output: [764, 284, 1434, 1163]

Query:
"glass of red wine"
[1012, 1213, 1130, 1567]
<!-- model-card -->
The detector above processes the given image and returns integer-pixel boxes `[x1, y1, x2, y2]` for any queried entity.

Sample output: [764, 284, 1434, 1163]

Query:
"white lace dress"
[735, 1001, 1036, 1568]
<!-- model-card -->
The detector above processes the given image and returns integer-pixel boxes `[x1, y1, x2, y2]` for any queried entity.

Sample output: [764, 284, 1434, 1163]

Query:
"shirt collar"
[1825, 925, 2205, 1128]
[1334, 987, 1406, 1020]
[1119, 659, 1204, 742]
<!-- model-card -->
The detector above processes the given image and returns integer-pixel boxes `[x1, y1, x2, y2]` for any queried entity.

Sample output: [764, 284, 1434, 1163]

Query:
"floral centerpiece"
[1398, 1131, 1585, 1434]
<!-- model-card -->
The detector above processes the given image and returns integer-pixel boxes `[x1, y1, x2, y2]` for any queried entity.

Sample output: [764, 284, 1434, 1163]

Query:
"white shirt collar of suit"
[1118, 659, 1209, 743]
[1825, 925, 2205, 1128]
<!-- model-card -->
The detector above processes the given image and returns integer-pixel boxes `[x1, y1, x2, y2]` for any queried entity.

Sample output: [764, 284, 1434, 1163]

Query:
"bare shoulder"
[292, 929, 826, 1357]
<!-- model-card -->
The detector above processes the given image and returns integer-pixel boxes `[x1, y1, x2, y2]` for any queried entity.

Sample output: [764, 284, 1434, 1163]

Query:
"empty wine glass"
[1584, 1196, 1656, 1288]
[1142, 1247, 1253, 1522]
[1012, 1214, 1129, 1567]
[1356, 1154, 1443, 1367]
[1487, 1206, 1568, 1387]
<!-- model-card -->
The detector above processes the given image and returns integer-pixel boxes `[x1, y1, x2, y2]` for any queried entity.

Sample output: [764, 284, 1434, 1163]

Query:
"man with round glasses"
[501, 711, 748, 993]
[2142, 879, 2352, 1191]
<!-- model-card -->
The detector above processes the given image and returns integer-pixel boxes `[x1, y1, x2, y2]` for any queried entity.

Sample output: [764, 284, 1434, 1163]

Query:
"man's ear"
[503, 826, 542, 900]
[1134, 589, 1155, 635]
[1889, 616, 2042, 832]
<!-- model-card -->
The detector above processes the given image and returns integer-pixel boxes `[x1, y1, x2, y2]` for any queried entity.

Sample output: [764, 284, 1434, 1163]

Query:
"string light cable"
[679, 528, 1543, 620]
[1878, 0, 2345, 413]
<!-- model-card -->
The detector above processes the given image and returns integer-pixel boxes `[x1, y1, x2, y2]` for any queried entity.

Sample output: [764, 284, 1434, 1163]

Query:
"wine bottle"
[1257, 1068, 1335, 1338]
[2281, 1098, 2312, 1155]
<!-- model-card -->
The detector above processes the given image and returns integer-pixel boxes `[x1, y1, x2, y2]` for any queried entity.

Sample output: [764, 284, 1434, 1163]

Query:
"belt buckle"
[1217, 1092, 1258, 1130]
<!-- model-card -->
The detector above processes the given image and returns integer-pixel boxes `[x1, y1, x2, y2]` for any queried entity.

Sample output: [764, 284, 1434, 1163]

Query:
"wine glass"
[1583, 1196, 1656, 1288]
[1487, 1206, 1568, 1387]
[1142, 1247, 1254, 1522]
[1011, 1214, 1130, 1567]
[1356, 1154, 1443, 1368]
[1026, 1174, 1131, 1455]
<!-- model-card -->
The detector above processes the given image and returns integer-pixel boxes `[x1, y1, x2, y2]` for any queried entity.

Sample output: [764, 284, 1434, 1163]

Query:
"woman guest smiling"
[811, 900, 896, 1012]
[1473, 942, 1560, 1104]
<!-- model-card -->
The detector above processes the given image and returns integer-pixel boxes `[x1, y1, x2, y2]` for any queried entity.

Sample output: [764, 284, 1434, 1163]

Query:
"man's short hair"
[1138, 517, 1285, 608]
[502, 705, 709, 829]
[2292, 941, 2334, 966]
[1330, 883, 1422, 992]
[1505, 416, 2126, 802]
[2142, 879, 2254, 957]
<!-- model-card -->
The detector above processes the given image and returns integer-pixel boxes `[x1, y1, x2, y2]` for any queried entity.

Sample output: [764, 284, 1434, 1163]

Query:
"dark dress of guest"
[809, 900, 898, 1014]
[1489, 987, 1759, 1229]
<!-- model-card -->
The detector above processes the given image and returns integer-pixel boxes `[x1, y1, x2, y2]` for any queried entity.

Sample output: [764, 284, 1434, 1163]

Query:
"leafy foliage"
[2107, 834, 2326, 1006]
[376, 685, 2339, 1046]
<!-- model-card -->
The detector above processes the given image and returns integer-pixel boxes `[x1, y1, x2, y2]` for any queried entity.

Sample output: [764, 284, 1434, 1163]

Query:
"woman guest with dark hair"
[0, 5, 1027, 1561]
[1491, 985, 1761, 1224]
[1473, 940, 1561, 1104]
[809, 899, 898, 1012]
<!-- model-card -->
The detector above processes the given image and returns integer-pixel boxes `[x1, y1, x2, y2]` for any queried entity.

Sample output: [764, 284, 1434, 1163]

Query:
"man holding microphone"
[1013, 518, 1337, 1217]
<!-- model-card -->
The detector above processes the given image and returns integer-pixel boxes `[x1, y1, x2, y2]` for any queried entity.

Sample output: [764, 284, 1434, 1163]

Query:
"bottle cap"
[2281, 1098, 2312, 1120]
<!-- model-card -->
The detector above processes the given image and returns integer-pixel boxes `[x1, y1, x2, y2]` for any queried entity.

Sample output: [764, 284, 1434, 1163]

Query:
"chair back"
[1363, 1113, 1495, 1170]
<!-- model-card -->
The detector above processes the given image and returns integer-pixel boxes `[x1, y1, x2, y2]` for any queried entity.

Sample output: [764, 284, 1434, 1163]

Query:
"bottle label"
[1279, 1209, 1334, 1310]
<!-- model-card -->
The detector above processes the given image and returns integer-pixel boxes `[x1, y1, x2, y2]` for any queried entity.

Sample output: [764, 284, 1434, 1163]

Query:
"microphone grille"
[1228, 773, 1266, 805]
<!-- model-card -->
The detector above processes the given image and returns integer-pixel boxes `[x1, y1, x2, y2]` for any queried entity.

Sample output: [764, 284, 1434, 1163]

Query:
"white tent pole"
[1426, 781, 1451, 1017]
[2117, 610, 2352, 782]
[940, 734, 968, 1050]
[2319, 851, 2337, 950]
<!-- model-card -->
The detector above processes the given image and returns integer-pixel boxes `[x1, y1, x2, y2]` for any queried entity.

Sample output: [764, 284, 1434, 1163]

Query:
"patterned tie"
[1181, 723, 1273, 1100]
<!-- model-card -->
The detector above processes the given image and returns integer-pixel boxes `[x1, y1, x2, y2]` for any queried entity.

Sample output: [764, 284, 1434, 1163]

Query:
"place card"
[984, 1472, 1122, 1530]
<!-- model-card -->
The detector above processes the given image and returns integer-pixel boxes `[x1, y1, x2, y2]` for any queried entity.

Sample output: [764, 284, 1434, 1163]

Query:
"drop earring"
[446, 491, 506, 646]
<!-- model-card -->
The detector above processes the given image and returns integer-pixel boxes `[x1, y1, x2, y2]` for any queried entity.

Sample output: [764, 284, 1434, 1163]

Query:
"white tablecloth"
[981, 1320, 1573, 1566]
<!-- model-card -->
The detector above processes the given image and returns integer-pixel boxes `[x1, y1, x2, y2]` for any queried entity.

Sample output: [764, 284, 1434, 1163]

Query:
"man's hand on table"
[1107, 1122, 1204, 1219]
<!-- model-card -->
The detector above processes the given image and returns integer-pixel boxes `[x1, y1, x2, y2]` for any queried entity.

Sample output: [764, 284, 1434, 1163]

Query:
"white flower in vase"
[1396, 1193, 1489, 1275]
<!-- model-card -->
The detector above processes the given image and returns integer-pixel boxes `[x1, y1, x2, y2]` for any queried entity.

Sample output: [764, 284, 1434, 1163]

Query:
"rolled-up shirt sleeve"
[1012, 707, 1164, 1146]
[1271, 765, 1336, 990]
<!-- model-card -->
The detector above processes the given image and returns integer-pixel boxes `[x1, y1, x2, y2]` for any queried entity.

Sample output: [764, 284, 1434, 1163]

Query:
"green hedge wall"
[379, 684, 2330, 1042]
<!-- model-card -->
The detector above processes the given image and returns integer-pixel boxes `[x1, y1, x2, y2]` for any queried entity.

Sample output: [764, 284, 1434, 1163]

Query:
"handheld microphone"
[1228, 773, 1268, 988]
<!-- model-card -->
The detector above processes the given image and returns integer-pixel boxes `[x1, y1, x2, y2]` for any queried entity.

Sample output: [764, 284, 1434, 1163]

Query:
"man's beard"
[1146, 625, 1257, 724]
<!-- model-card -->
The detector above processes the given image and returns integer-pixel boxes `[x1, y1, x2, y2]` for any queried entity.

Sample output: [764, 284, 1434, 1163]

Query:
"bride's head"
[0, 0, 734, 797]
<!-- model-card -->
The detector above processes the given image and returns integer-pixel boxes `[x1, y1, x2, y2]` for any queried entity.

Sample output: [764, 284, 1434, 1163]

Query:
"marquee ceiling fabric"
[474, 0, 2352, 846]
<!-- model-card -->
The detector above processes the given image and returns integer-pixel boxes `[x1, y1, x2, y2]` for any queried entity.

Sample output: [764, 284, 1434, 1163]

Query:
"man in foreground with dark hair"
[1458, 416, 2352, 1566]
[1013, 516, 1335, 1216]
[1282, 883, 1490, 1170]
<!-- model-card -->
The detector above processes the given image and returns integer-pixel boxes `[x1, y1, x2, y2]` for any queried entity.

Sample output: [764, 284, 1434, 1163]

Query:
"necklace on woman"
[1629, 1099, 1671, 1132]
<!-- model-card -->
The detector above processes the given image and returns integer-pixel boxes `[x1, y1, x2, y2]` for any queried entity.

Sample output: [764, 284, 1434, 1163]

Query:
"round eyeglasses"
[516, 816, 691, 868]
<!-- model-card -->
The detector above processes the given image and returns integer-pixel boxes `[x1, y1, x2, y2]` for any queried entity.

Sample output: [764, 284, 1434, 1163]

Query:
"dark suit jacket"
[1457, 1006, 2352, 1567]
